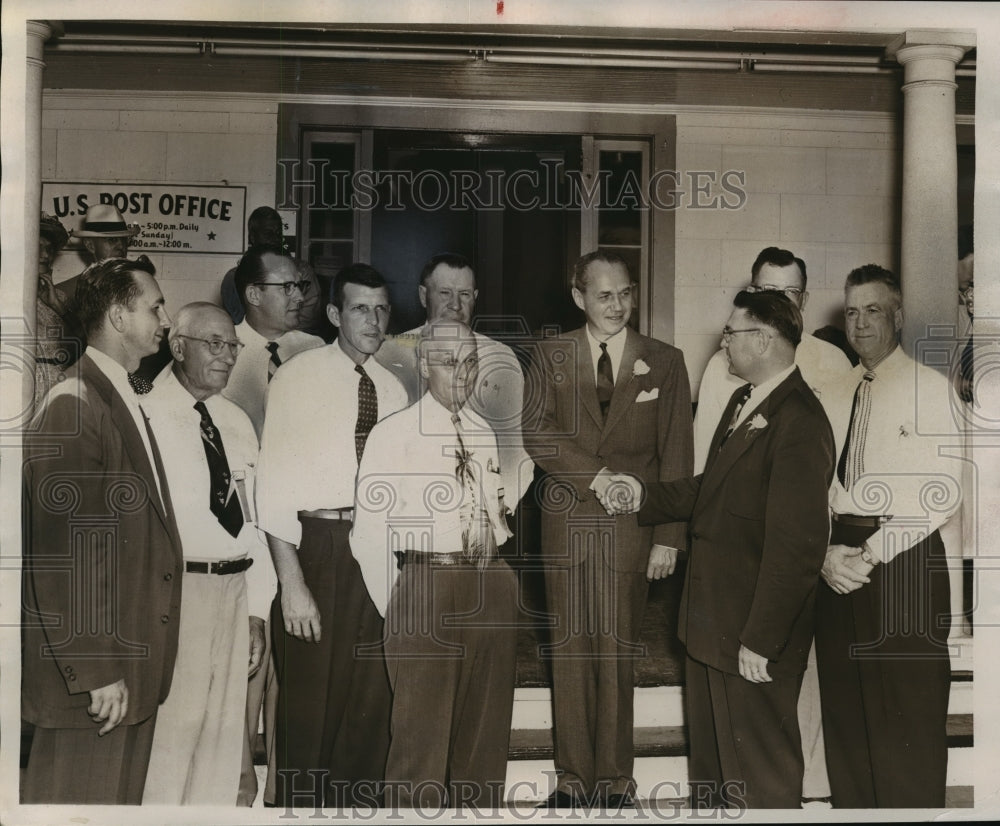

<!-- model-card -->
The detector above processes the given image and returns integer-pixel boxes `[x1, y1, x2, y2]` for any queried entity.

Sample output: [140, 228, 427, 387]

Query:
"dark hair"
[330, 263, 388, 310]
[751, 247, 808, 287]
[233, 244, 291, 303]
[572, 250, 631, 292]
[74, 255, 156, 338]
[733, 289, 803, 347]
[958, 224, 974, 260]
[845, 264, 902, 308]
[40, 213, 69, 249]
[418, 253, 474, 287]
[247, 206, 283, 246]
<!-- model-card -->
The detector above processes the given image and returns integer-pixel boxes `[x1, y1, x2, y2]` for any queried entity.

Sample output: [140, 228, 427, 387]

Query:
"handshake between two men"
[591, 469, 645, 516]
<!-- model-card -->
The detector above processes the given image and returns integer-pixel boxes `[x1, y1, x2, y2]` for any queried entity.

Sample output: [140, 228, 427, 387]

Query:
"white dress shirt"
[694, 333, 852, 472]
[823, 346, 963, 564]
[584, 325, 628, 385]
[375, 326, 534, 506]
[85, 346, 164, 507]
[144, 368, 272, 617]
[255, 339, 408, 547]
[222, 320, 324, 438]
[351, 394, 507, 617]
[731, 364, 797, 430]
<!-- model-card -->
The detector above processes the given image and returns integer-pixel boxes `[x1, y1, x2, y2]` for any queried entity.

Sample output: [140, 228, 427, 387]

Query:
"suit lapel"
[570, 327, 604, 428]
[696, 370, 801, 514]
[602, 328, 642, 436]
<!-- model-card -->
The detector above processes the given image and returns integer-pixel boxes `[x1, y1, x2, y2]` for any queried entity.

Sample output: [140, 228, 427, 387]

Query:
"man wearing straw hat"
[57, 203, 140, 303]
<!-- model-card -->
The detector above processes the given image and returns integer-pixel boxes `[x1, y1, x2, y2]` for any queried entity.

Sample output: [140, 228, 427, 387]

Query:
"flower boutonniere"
[746, 414, 768, 438]
[633, 358, 650, 377]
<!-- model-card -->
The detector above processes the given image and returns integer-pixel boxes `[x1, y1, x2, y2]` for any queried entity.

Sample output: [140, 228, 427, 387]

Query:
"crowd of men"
[22, 206, 967, 811]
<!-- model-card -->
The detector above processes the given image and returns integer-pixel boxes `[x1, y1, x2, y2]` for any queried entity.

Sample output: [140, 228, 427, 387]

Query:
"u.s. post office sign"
[42, 183, 247, 255]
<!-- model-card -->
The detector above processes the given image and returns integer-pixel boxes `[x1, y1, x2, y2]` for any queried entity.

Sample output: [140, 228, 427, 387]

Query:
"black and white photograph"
[1, 1, 998, 823]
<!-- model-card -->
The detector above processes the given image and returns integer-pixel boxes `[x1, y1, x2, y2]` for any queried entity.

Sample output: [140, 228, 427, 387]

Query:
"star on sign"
[207, 231, 217, 240]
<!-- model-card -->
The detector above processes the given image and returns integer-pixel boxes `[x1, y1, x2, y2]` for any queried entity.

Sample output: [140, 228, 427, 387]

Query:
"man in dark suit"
[21, 256, 183, 804]
[523, 251, 693, 810]
[606, 290, 835, 809]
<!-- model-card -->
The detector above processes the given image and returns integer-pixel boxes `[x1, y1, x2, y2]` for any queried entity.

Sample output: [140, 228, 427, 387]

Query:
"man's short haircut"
[330, 263, 388, 310]
[233, 244, 291, 304]
[419, 253, 474, 287]
[74, 255, 156, 338]
[168, 301, 230, 345]
[733, 289, 803, 347]
[958, 224, 974, 260]
[751, 246, 808, 287]
[247, 206, 283, 246]
[572, 250, 631, 292]
[845, 263, 902, 308]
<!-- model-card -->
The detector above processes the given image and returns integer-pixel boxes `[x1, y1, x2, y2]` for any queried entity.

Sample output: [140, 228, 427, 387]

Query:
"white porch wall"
[673, 110, 900, 399]
[42, 92, 279, 316]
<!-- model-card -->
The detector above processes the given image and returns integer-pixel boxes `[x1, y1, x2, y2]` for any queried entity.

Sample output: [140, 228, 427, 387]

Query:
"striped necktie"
[837, 371, 876, 491]
[265, 341, 281, 382]
[719, 383, 752, 448]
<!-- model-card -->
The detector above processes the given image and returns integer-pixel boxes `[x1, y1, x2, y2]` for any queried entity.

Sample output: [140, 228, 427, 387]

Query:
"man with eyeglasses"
[225, 245, 324, 438]
[257, 263, 408, 808]
[141, 303, 271, 804]
[603, 290, 835, 808]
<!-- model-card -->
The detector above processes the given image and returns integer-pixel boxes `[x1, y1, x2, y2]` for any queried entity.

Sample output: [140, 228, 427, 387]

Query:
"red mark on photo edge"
[496, 1, 504, 15]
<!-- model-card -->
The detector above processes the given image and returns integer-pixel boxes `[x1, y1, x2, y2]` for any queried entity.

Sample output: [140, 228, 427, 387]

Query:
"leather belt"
[832, 513, 892, 529]
[300, 507, 354, 521]
[185, 557, 253, 575]
[394, 550, 473, 569]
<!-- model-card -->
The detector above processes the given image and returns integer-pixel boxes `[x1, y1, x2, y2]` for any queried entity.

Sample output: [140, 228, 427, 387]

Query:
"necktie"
[837, 371, 876, 491]
[194, 400, 244, 538]
[355, 364, 378, 464]
[265, 341, 281, 382]
[596, 342, 614, 420]
[128, 372, 153, 395]
[720, 383, 753, 447]
[452, 412, 497, 565]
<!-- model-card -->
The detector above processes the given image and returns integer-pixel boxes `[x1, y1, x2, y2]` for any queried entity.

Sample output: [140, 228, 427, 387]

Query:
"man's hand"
[738, 645, 772, 684]
[89, 679, 128, 736]
[248, 616, 266, 677]
[594, 472, 644, 515]
[821, 544, 873, 595]
[281, 582, 322, 642]
[647, 544, 678, 581]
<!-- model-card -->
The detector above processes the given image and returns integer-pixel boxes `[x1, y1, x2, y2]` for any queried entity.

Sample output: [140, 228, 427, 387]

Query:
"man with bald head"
[141, 303, 270, 804]
[353, 320, 518, 809]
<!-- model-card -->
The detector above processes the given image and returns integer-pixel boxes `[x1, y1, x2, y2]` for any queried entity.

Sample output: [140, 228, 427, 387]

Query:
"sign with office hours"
[42, 182, 247, 254]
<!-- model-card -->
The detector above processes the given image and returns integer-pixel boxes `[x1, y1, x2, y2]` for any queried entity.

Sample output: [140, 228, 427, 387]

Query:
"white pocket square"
[636, 388, 659, 403]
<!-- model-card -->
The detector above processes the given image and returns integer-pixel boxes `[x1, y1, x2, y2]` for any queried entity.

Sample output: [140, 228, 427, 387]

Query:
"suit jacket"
[22, 352, 183, 728]
[639, 368, 834, 676]
[524, 326, 693, 572]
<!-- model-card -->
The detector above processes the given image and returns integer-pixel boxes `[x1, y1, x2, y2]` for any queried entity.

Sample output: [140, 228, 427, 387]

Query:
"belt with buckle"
[832, 513, 892, 529]
[300, 507, 354, 522]
[394, 550, 472, 569]
[185, 557, 254, 575]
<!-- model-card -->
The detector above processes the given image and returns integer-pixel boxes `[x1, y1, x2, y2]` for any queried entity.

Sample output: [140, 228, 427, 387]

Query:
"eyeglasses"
[252, 280, 310, 296]
[721, 327, 762, 344]
[176, 334, 245, 357]
[746, 284, 803, 298]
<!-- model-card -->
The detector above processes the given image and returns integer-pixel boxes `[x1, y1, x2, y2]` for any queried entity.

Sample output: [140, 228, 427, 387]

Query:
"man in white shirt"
[224, 245, 324, 437]
[353, 321, 518, 809]
[816, 265, 962, 808]
[375, 252, 533, 508]
[22, 256, 181, 804]
[256, 263, 408, 809]
[141, 303, 271, 804]
[691, 246, 851, 804]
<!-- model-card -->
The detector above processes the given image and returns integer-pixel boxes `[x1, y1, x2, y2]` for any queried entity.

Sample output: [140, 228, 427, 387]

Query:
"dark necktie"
[720, 383, 753, 447]
[128, 372, 153, 395]
[355, 364, 378, 464]
[194, 400, 243, 538]
[596, 342, 614, 420]
[265, 341, 281, 382]
[837, 371, 876, 491]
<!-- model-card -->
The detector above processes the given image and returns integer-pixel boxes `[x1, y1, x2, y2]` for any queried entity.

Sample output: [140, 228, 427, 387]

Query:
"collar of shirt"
[585, 325, 628, 384]
[855, 343, 904, 380]
[86, 345, 138, 407]
[735, 363, 797, 428]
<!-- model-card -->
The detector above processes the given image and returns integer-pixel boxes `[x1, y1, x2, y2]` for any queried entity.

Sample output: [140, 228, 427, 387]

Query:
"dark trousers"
[685, 655, 804, 809]
[272, 516, 391, 809]
[542, 553, 648, 799]
[384, 560, 518, 809]
[815, 531, 952, 808]
[22, 713, 156, 804]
